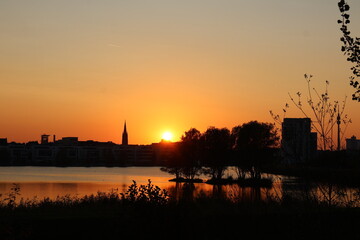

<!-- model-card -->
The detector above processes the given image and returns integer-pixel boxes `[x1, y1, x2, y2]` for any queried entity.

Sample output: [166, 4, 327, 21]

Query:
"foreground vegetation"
[1, 181, 360, 240]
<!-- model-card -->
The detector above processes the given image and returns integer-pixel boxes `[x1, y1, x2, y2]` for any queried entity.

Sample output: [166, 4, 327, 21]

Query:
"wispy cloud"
[107, 43, 122, 48]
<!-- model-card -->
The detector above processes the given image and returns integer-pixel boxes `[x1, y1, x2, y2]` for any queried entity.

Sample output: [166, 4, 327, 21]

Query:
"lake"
[0, 166, 281, 200]
[0, 166, 358, 206]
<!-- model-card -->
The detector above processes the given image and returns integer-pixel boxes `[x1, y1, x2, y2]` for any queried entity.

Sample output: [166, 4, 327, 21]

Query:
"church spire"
[122, 121, 128, 145]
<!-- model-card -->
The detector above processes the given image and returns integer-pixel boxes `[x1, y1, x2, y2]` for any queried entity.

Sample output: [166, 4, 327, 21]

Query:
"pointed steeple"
[122, 121, 128, 145]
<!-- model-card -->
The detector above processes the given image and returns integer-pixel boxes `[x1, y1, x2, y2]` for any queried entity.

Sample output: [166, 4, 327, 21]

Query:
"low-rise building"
[346, 136, 360, 151]
[346, 136, 360, 160]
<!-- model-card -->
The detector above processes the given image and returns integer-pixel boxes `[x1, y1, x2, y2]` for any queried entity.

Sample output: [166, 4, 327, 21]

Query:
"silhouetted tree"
[160, 129, 202, 181]
[232, 121, 279, 179]
[179, 128, 202, 180]
[201, 127, 231, 180]
[338, 0, 360, 101]
[270, 74, 351, 150]
[160, 143, 183, 179]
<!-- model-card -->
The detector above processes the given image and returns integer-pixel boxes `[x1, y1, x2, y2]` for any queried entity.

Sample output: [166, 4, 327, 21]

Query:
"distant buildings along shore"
[0, 119, 359, 166]
[0, 122, 176, 166]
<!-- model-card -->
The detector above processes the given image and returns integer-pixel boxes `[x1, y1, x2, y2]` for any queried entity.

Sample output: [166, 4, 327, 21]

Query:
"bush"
[120, 179, 169, 205]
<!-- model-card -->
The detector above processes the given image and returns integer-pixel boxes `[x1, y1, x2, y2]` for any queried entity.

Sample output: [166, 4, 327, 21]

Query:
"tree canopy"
[232, 121, 279, 151]
[338, 0, 360, 101]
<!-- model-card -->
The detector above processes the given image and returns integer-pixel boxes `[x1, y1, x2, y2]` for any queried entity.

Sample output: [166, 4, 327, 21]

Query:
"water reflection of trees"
[167, 182, 197, 202]
[226, 185, 262, 202]
[281, 179, 360, 207]
[165, 178, 360, 207]
[167, 183, 267, 203]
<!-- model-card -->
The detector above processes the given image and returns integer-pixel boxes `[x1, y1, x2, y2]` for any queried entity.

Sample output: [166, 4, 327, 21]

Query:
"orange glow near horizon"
[162, 131, 173, 142]
[0, 1, 359, 145]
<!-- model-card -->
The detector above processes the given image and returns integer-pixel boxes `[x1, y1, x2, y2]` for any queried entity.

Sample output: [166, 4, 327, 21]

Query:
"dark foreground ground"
[1, 199, 360, 240]
[1, 178, 360, 240]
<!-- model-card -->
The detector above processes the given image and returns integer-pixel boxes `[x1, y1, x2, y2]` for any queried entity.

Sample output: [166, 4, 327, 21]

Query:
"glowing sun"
[162, 131, 173, 141]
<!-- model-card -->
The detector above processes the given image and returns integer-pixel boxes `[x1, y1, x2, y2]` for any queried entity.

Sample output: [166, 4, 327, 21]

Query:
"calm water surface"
[0, 167, 176, 200]
[0, 167, 358, 206]
[0, 166, 282, 201]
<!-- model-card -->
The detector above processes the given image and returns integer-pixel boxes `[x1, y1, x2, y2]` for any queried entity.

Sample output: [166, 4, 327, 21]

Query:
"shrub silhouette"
[120, 179, 169, 205]
[2, 183, 21, 208]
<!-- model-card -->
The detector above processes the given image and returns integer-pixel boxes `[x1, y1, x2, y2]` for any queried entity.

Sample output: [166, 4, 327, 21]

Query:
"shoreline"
[262, 165, 360, 187]
[1, 164, 360, 187]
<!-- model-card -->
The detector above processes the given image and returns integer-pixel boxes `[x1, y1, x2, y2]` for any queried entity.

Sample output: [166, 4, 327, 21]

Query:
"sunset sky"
[0, 0, 359, 145]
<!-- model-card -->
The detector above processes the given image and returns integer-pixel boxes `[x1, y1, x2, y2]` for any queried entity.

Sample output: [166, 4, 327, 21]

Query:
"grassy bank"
[1, 181, 360, 240]
[2, 201, 360, 239]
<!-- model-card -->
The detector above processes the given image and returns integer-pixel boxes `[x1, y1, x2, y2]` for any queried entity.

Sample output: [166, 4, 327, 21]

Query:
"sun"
[162, 131, 173, 141]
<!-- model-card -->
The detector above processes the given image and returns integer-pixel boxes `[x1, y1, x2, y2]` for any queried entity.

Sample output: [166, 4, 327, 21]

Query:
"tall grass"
[0, 180, 169, 209]
[1, 181, 360, 239]
[2, 180, 360, 210]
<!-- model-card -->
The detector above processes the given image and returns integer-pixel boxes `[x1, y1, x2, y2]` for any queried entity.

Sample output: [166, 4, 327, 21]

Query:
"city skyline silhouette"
[1, 1, 360, 239]
[0, 1, 359, 145]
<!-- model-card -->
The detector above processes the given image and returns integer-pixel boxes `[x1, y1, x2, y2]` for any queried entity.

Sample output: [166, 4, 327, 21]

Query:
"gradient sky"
[0, 0, 359, 145]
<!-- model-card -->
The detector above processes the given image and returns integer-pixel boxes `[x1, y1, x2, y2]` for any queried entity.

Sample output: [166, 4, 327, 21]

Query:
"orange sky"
[0, 0, 359, 145]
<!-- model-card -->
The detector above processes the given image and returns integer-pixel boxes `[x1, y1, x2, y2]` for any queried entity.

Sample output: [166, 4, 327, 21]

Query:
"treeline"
[161, 121, 279, 182]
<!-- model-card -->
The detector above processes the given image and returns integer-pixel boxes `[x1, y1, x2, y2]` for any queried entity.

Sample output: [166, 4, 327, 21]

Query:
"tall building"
[122, 121, 128, 145]
[282, 118, 317, 164]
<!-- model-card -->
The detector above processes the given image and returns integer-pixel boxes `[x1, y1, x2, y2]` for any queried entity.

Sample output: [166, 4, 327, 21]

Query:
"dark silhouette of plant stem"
[271, 74, 351, 150]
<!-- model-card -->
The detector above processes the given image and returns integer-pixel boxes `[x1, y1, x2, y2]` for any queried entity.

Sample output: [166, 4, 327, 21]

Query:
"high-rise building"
[122, 121, 128, 145]
[282, 118, 317, 164]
